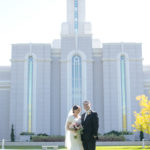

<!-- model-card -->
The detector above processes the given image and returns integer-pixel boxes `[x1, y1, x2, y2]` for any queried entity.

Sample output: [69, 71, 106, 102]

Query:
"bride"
[65, 105, 84, 150]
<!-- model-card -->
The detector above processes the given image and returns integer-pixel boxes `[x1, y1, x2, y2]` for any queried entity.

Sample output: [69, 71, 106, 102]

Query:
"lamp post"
[2, 139, 5, 149]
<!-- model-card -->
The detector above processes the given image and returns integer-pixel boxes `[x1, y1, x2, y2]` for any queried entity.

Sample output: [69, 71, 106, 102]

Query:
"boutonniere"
[88, 111, 91, 115]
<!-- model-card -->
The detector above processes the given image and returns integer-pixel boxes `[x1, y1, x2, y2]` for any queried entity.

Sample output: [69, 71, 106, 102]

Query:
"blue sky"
[0, 0, 150, 66]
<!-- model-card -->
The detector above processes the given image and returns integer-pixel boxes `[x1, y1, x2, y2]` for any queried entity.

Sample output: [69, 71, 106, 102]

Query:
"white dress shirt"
[84, 109, 91, 121]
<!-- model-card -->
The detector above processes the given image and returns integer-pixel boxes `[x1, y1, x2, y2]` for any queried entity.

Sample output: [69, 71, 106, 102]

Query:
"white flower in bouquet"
[71, 122, 83, 139]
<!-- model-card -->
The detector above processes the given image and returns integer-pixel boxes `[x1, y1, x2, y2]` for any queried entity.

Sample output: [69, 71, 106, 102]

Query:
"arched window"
[72, 55, 82, 106]
[120, 55, 127, 131]
[27, 56, 33, 132]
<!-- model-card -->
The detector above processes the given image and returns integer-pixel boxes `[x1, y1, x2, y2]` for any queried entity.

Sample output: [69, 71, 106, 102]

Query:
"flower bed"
[31, 135, 65, 142]
[98, 135, 125, 141]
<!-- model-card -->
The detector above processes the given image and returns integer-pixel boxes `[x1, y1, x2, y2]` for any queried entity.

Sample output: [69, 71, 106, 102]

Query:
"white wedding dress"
[65, 115, 84, 150]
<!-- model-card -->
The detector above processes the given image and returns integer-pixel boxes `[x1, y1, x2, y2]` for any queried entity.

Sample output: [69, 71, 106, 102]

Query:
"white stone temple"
[0, 0, 150, 140]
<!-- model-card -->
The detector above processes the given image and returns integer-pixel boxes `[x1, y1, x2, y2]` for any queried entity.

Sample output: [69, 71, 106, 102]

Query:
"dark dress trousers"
[81, 110, 99, 150]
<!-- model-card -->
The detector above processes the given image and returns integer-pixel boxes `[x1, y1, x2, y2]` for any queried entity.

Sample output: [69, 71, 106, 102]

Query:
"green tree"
[11, 124, 15, 142]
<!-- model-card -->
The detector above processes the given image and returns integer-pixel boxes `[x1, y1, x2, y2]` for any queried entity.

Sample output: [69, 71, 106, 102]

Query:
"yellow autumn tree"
[132, 95, 150, 134]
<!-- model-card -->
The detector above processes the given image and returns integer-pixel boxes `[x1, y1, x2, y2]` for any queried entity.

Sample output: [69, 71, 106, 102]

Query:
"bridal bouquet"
[72, 122, 83, 139]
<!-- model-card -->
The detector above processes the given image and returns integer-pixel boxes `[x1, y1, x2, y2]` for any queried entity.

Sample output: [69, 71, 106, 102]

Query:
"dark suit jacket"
[81, 110, 99, 141]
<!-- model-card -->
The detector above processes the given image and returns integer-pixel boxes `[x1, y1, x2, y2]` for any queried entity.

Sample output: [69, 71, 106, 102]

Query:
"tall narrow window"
[74, 0, 78, 32]
[120, 55, 127, 131]
[72, 55, 82, 106]
[27, 56, 33, 132]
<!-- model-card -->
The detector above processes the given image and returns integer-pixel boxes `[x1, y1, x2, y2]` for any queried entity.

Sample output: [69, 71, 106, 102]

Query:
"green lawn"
[96, 146, 150, 150]
[1, 146, 150, 150]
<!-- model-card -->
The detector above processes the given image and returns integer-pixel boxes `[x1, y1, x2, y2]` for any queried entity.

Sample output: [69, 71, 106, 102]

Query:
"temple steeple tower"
[61, 0, 91, 35]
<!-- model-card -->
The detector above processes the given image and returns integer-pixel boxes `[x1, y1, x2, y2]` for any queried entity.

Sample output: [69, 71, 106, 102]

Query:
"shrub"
[37, 133, 48, 136]
[121, 131, 133, 135]
[20, 132, 35, 135]
[104, 130, 133, 136]
[140, 131, 144, 141]
[104, 130, 121, 136]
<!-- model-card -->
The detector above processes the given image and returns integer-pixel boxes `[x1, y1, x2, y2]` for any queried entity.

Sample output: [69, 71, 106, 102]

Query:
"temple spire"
[61, 0, 91, 35]
[67, 0, 85, 24]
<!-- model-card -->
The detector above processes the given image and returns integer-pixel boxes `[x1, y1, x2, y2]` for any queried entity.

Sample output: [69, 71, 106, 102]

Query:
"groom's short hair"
[83, 100, 91, 105]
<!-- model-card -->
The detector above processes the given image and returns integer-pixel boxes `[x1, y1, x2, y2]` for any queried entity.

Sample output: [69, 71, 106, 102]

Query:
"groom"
[81, 101, 99, 150]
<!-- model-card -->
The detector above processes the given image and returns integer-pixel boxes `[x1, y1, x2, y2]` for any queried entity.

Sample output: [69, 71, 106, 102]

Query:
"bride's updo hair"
[72, 105, 80, 113]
